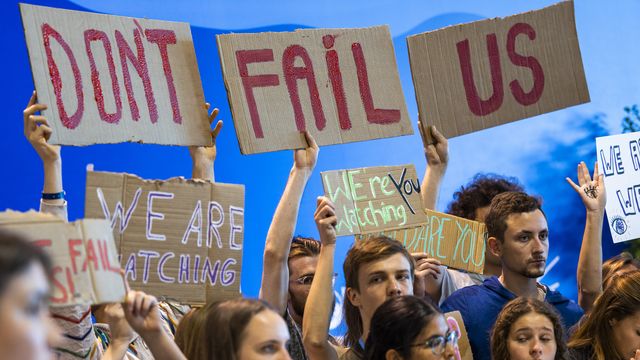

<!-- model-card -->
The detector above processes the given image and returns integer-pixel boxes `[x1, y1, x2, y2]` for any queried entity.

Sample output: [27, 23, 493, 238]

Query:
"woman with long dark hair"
[364, 295, 457, 360]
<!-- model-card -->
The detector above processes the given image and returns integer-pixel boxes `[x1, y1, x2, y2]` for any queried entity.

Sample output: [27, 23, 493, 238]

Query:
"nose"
[530, 339, 543, 357]
[278, 348, 293, 360]
[387, 279, 402, 297]
[443, 340, 457, 359]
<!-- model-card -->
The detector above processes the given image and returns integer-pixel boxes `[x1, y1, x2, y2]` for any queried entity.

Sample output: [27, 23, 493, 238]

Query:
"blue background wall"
[2, 0, 637, 330]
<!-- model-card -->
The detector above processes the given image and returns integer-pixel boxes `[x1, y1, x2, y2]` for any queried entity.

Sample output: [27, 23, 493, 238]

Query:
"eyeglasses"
[410, 330, 459, 355]
[293, 273, 338, 286]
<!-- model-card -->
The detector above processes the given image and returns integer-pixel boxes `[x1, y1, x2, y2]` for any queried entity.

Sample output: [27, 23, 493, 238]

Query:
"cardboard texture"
[20, 4, 211, 146]
[407, 0, 589, 141]
[445, 311, 474, 360]
[217, 26, 413, 154]
[0, 210, 125, 306]
[357, 209, 486, 274]
[84, 171, 244, 305]
[596, 131, 640, 243]
[322, 164, 425, 236]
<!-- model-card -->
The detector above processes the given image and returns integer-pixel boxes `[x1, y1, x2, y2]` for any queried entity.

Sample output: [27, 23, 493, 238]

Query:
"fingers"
[593, 161, 599, 182]
[211, 120, 223, 140]
[565, 177, 580, 193]
[576, 163, 585, 186]
[580, 161, 592, 183]
[429, 126, 447, 145]
[417, 120, 432, 146]
[208, 107, 219, 125]
[303, 131, 318, 150]
[204, 102, 210, 111]
[24, 103, 48, 118]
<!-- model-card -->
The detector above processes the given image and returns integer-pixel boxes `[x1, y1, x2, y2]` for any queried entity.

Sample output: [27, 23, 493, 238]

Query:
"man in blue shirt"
[441, 191, 585, 360]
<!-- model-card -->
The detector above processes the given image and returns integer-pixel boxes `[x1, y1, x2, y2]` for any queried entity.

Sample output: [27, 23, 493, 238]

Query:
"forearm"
[102, 338, 130, 360]
[142, 331, 187, 360]
[260, 167, 311, 312]
[303, 244, 338, 360]
[191, 157, 214, 182]
[42, 157, 64, 206]
[421, 166, 445, 210]
[577, 210, 604, 311]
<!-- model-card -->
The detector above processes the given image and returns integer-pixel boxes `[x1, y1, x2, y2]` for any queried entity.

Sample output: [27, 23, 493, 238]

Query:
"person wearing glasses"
[259, 131, 320, 360]
[491, 297, 569, 360]
[364, 295, 458, 360]
[304, 196, 416, 360]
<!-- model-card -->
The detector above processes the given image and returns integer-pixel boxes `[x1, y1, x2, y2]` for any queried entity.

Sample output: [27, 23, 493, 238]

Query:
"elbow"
[303, 333, 329, 353]
[263, 245, 287, 264]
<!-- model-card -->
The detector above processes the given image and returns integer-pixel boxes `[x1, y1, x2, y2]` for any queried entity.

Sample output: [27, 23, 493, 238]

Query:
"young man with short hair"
[303, 197, 414, 360]
[441, 171, 605, 360]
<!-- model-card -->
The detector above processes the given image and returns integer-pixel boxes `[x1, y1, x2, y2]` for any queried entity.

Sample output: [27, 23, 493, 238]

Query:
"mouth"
[529, 259, 546, 266]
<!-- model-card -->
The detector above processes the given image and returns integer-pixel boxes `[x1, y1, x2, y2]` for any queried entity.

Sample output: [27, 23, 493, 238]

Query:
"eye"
[518, 235, 530, 242]
[370, 276, 382, 284]
[397, 273, 410, 281]
[259, 343, 278, 354]
[540, 335, 553, 342]
[539, 232, 549, 241]
[516, 336, 529, 343]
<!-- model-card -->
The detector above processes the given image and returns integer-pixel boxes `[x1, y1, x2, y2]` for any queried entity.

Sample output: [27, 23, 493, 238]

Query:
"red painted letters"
[456, 22, 545, 116]
[42, 23, 85, 129]
[283, 45, 326, 132]
[84, 29, 122, 123]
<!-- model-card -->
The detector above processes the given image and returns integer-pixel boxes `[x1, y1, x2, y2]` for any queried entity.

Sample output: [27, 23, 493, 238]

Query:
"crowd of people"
[2, 90, 640, 360]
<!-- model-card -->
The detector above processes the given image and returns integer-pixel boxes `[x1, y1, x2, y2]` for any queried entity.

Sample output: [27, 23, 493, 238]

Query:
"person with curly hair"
[491, 297, 569, 360]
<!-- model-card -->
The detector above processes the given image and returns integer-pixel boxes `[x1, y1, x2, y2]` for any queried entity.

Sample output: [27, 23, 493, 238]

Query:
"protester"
[23, 91, 191, 359]
[414, 125, 525, 305]
[491, 297, 569, 360]
[176, 298, 292, 360]
[568, 270, 640, 360]
[303, 196, 414, 360]
[364, 295, 457, 360]
[0, 229, 61, 360]
[259, 131, 319, 360]
[440, 190, 589, 360]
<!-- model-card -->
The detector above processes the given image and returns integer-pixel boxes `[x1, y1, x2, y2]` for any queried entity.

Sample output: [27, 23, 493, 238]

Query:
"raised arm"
[419, 123, 449, 211]
[566, 161, 606, 312]
[189, 102, 222, 182]
[24, 91, 67, 220]
[259, 132, 318, 315]
[303, 196, 339, 360]
[124, 290, 187, 360]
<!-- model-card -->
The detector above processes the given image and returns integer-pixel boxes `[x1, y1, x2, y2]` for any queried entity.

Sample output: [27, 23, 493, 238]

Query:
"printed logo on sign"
[611, 216, 628, 235]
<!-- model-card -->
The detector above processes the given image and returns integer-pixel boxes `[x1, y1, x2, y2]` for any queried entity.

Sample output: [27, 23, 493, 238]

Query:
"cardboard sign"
[357, 209, 486, 274]
[0, 210, 125, 306]
[407, 1, 589, 141]
[217, 26, 412, 154]
[84, 171, 244, 304]
[322, 165, 425, 236]
[596, 131, 640, 243]
[20, 4, 211, 146]
[445, 311, 473, 360]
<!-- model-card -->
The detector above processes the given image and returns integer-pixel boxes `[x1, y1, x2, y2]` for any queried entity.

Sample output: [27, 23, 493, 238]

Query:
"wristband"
[42, 191, 65, 200]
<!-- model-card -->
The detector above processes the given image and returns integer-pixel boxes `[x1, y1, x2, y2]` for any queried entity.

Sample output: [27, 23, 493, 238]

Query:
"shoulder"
[441, 283, 487, 311]
[546, 289, 584, 325]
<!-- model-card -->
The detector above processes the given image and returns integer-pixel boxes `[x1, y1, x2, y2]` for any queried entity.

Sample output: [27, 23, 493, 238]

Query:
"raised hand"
[412, 253, 441, 298]
[418, 122, 448, 174]
[314, 196, 337, 246]
[294, 131, 319, 171]
[123, 290, 163, 338]
[189, 102, 222, 181]
[24, 91, 60, 164]
[565, 161, 606, 213]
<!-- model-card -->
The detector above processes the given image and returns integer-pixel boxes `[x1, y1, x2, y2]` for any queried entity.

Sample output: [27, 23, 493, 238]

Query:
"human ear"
[385, 349, 403, 360]
[488, 236, 502, 258]
[346, 287, 361, 307]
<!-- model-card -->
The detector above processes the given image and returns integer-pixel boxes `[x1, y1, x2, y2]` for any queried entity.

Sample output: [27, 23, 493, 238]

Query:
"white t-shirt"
[438, 266, 488, 305]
